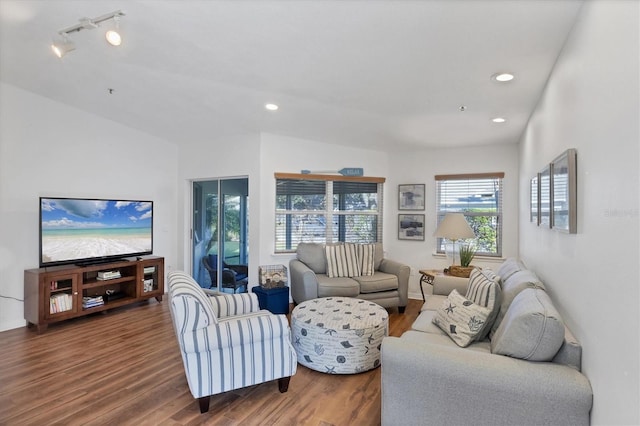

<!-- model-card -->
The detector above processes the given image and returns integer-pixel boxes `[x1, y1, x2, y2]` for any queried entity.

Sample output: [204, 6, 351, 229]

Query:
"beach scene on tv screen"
[41, 199, 152, 263]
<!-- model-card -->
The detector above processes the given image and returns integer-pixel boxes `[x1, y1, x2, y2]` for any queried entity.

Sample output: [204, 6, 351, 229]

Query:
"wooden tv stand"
[24, 256, 164, 333]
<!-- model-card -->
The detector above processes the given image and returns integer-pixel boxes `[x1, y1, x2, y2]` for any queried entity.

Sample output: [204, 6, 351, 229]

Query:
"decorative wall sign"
[300, 167, 364, 176]
[398, 214, 425, 240]
[551, 148, 577, 233]
[398, 184, 425, 210]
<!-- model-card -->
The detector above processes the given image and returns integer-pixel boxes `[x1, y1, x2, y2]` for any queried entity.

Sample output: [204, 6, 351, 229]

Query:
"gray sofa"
[381, 259, 593, 425]
[289, 242, 410, 312]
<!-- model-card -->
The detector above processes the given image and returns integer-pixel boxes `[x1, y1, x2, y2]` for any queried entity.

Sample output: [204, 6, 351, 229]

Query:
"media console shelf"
[24, 256, 164, 333]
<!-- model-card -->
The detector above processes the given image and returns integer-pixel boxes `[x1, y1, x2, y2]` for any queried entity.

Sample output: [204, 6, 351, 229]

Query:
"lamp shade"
[433, 213, 475, 240]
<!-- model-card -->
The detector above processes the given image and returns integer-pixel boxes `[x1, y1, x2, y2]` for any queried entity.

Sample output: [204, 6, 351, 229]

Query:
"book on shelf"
[97, 270, 121, 280]
[49, 293, 73, 314]
[143, 278, 154, 292]
[143, 266, 156, 275]
[82, 295, 104, 309]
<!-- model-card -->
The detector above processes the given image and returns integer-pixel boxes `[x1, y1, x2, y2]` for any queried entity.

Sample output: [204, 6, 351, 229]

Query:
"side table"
[418, 269, 451, 301]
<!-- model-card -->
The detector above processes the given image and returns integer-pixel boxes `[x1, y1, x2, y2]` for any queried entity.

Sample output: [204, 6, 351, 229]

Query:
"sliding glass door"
[192, 177, 249, 292]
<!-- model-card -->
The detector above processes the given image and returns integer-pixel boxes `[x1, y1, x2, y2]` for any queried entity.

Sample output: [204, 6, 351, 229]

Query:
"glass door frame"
[191, 177, 249, 292]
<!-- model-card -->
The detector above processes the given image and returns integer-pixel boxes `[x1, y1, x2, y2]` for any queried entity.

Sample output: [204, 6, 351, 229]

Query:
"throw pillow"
[491, 288, 565, 361]
[465, 268, 501, 341]
[432, 289, 492, 348]
[325, 244, 360, 278]
[356, 243, 376, 276]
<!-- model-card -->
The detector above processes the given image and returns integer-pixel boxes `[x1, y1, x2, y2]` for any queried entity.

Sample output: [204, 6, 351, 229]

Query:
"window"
[435, 172, 504, 257]
[275, 173, 384, 253]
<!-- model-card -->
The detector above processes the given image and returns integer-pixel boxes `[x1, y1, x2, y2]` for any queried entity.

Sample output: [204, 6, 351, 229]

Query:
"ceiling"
[0, 0, 583, 151]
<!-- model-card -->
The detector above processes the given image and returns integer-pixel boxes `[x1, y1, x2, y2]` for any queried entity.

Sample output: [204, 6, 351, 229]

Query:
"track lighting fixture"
[51, 35, 75, 58]
[52, 10, 125, 58]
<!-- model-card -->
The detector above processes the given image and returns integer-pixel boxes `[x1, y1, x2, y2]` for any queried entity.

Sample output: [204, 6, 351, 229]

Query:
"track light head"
[51, 38, 75, 58]
[105, 15, 122, 46]
[105, 30, 122, 46]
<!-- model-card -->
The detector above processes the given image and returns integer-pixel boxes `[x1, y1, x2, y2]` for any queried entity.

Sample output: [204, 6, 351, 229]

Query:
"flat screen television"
[39, 197, 153, 267]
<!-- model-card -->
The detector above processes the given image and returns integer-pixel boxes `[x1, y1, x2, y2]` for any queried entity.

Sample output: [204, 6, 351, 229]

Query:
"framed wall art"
[551, 148, 577, 233]
[530, 174, 540, 225]
[539, 165, 551, 228]
[398, 214, 425, 240]
[398, 184, 425, 210]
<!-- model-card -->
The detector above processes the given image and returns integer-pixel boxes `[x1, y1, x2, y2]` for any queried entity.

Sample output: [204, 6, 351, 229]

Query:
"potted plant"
[449, 244, 477, 278]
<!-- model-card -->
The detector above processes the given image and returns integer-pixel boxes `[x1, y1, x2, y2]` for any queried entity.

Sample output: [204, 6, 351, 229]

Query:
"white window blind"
[275, 173, 384, 253]
[435, 172, 504, 257]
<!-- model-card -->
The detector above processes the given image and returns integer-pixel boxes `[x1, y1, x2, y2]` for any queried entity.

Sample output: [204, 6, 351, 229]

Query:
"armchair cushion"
[208, 292, 262, 319]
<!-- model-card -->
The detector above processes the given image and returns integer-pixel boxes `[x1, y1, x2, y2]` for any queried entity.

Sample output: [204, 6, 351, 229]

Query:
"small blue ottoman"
[251, 286, 290, 315]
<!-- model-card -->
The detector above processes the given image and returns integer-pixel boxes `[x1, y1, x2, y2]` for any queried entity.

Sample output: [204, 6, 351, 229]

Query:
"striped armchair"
[168, 271, 297, 413]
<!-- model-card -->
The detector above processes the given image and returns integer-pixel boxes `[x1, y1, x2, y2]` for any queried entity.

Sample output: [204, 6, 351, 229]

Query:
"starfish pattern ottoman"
[291, 297, 388, 374]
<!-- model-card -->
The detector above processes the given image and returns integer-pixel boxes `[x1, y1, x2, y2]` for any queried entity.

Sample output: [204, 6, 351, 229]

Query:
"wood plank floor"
[0, 297, 422, 425]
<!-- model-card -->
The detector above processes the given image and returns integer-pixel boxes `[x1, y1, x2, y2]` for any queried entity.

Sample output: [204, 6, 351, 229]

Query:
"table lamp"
[433, 212, 475, 266]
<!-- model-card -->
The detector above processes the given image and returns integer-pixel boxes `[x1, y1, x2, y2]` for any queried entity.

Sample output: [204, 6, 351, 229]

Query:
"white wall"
[257, 133, 390, 270]
[176, 132, 261, 282]
[0, 82, 179, 332]
[518, 2, 639, 424]
[388, 144, 520, 298]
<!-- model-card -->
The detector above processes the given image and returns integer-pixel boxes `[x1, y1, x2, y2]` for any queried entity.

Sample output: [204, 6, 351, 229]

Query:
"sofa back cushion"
[465, 268, 501, 341]
[496, 257, 526, 281]
[490, 269, 545, 338]
[297, 242, 327, 274]
[491, 288, 565, 361]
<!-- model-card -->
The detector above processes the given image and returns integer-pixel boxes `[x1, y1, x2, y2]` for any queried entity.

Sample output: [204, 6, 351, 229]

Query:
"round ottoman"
[291, 297, 388, 374]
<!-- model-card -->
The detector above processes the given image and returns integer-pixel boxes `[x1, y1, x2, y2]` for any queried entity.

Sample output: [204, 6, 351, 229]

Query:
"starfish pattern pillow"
[433, 289, 492, 347]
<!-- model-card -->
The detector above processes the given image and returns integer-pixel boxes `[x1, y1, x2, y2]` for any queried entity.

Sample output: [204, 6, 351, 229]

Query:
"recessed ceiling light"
[492, 73, 515, 82]
[265, 103, 279, 111]
[492, 117, 506, 123]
